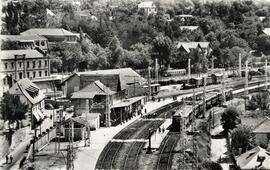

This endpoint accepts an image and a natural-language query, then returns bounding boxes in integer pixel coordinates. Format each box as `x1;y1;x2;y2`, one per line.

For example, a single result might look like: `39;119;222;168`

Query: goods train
171;89;233;132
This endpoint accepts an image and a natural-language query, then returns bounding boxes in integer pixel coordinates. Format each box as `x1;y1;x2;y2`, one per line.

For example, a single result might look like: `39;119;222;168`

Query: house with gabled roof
9;78;46;128
177;42;210;55
236;146;270;169
62;68;147;98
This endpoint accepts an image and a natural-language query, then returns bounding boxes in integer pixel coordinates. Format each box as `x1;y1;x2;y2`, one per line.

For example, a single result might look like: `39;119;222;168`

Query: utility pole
148;65;151;99
203;76;206;118
155;58;158;84
245;59;249;112
211;55;214;74
105;81;111;128
265;60;268;90
239;53;242;77
66;119;74;170
222;69;226;103
188;57;191;83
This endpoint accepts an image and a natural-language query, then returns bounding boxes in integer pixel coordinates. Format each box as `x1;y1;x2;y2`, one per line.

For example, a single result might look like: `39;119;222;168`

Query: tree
1;40;21;50
199;161;223;170
108;36;124;68
152;34;172;67
5;2;20;35
247;92;269;112
1;92;28;127
221;107;240;134
231;125;254;154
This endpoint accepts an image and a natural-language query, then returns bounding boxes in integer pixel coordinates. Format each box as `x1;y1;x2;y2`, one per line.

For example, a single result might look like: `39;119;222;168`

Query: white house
138;1;157;15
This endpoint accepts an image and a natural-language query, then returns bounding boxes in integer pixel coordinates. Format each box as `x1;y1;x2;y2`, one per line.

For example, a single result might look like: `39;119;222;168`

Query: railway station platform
73;98;177;170
144;118;172;150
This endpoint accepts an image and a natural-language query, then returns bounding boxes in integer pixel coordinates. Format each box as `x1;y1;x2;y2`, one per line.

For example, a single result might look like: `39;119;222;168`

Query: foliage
1;40;21;50
230;125;254;154
199;161;223;170
221;107;240;134
1;92;28;122
151;34;172;67
247;92;270;111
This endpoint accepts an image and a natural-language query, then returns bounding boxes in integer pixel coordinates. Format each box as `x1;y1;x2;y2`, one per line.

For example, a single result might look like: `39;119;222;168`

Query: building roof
0;34;47;42
111;96;145;108
177;14;193;18
0;49;45;60
138;1;155;8
69;117;89;126
64;68;146;91
180;26;199;31
253;119;270;133
236;146;270;169
263;28;270;36
21;28;79;37
177;42;210;53
71;80;115;99
9;78;45;105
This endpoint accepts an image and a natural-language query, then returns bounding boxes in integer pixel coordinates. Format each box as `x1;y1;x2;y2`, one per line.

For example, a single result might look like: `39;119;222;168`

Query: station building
63;68;150;127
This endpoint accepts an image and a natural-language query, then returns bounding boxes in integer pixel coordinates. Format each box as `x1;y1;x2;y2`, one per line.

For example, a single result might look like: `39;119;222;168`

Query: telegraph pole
265;60;268;90
239;53;242;77
211;55;214;74
222;69;226;103
148;65;151;99
105;81;111;128
188;58;191;83
203;76;206;118
245;60;249;112
155;58;158;84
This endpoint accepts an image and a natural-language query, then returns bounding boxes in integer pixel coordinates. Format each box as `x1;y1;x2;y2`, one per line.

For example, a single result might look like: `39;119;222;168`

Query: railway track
95;102;182;170
156;133;179;170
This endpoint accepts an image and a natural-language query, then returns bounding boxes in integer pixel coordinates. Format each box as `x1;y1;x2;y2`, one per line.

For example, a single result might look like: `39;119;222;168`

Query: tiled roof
138;1;155;8
69;117;89;126
263;28;270;36
0;35;47;41
236;146;270;169
21;28;79;37
253;119;270;133
180;26;199;31
71;80;115;99
0;49;45;60
9;78;45;105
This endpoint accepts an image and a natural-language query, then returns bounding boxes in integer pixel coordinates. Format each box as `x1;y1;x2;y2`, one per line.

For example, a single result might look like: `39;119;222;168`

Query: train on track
171;89;233;132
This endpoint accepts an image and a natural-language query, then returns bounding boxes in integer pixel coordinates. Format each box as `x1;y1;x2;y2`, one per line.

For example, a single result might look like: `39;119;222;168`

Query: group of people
5;154;13;164
158;127;166;133
142;112;157;119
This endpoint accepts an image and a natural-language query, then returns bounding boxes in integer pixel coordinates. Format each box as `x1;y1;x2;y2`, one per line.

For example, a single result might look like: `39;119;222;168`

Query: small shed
81;113;100;130
64;117;89;141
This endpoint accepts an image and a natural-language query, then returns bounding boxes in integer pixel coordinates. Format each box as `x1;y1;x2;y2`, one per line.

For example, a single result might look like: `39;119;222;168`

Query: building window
19;62;22;68
39;61;42;68
27;72;30;78
33;71;36;78
11;62;14;69
35;41;40;46
45;71;48;76
45;60;47;67
27;61;29;68
5;63;7;69
41;41;45;46
19;72;23;79
39;71;42;77
33;61;36;68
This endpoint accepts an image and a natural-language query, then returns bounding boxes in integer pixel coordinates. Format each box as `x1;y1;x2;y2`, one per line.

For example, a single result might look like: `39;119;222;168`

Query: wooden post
265;60;268;90
148;65;151;99
188;58;191;83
